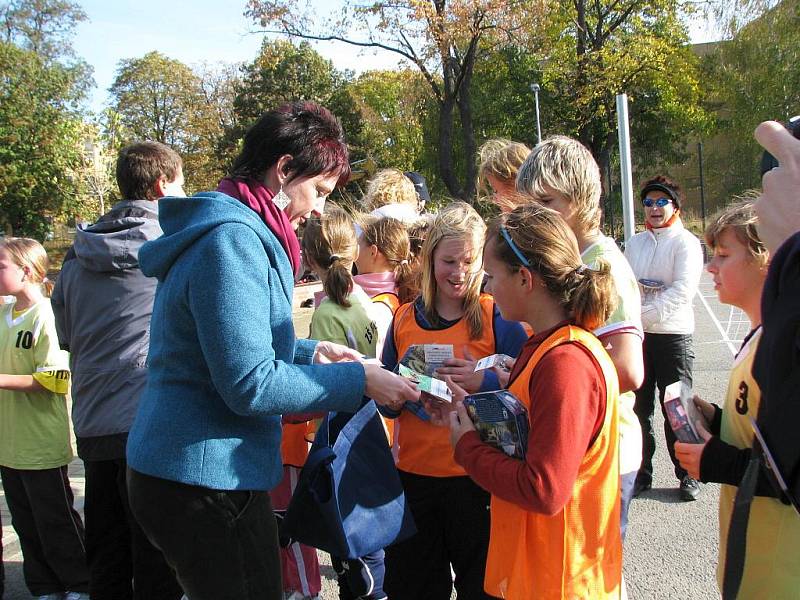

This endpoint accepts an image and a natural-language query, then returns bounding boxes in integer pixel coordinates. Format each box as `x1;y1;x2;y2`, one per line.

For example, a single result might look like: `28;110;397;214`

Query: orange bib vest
372;291;400;314
281;421;313;468
392;295;496;477
484;325;622;599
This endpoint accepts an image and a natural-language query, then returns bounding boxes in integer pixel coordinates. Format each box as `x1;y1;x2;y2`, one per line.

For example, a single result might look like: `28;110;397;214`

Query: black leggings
384;471;498;600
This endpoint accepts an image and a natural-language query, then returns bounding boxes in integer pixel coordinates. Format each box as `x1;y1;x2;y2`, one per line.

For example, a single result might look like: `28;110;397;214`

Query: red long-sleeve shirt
454;322;606;516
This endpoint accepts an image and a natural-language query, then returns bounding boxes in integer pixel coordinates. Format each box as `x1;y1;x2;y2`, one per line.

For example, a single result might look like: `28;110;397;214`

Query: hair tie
42;277;50;284
574;264;587;276
399;259;409;266
329;254;341;266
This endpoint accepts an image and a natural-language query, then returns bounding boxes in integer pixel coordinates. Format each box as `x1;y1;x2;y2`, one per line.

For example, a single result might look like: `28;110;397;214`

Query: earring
273;186;291;210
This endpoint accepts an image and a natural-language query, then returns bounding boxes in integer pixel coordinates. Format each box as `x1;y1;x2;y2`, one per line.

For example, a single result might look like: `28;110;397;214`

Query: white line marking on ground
697;292;738;357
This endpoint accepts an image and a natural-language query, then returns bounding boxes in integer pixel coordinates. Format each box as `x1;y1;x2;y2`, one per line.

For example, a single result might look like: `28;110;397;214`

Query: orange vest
392;294;496;477
372;291;401;446
484;325;622;599
281;421;313;468
372;291;400;314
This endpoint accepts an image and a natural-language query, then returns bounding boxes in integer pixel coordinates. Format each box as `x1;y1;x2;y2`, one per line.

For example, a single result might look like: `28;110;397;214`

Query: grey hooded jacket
52;200;162;456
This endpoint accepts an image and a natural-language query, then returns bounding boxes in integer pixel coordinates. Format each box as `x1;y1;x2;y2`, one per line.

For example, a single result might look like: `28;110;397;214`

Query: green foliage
1;0;87;61
701;0;800;201
109;51;226;192
0;40;84;237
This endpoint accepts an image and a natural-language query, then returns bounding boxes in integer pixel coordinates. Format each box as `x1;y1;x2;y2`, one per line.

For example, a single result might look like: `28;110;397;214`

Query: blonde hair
705;195;769;268
478;138;531;196
361;217;417;304
362;169;419;212
516;135;602;234
488;204;617;331
0;237;52;297
301;207;358;308
419;202;486;339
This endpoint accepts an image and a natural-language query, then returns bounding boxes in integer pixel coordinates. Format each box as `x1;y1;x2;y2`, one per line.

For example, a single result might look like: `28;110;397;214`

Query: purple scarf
217;177;301;277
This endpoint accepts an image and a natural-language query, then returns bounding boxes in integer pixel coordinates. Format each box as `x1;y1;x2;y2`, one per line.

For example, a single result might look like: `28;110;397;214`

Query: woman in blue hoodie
126;101;419;600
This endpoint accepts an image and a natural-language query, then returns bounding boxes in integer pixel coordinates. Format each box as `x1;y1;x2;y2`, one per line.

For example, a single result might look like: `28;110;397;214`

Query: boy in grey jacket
52;142;185;600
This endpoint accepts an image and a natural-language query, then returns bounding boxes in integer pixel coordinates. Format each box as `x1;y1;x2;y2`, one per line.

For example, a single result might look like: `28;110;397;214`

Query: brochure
662;380;705;444
463;390;529;459
474;354;512;372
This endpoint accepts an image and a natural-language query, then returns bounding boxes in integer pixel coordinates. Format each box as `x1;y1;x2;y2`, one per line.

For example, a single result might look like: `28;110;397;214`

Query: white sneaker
64;593;90;600
36;595;64;600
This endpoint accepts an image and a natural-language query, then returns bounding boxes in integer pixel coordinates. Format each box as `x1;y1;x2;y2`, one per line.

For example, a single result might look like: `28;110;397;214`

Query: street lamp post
530;83;542;144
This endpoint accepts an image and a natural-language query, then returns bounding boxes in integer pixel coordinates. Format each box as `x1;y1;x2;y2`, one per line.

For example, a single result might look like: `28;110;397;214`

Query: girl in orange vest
381;202;528;600
354;216;418;358
448;203;623;599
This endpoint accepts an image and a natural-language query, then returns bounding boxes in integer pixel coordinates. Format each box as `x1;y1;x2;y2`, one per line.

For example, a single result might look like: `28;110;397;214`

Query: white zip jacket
623;219;703;335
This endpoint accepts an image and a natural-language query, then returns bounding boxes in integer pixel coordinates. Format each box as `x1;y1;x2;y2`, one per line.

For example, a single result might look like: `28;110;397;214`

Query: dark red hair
230;101;351;187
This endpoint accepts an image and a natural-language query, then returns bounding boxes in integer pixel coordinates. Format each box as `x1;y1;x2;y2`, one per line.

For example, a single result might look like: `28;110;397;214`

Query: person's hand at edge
313;341;362;364
448;400;477;448
692;394;715;428
754;120;800;254
364;364;419;412
675;421;712;480
435;348;483;393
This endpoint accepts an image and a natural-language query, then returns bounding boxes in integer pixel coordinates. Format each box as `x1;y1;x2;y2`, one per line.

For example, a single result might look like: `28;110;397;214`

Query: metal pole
616;93;636;243
698;141;707;231
531;83;542;144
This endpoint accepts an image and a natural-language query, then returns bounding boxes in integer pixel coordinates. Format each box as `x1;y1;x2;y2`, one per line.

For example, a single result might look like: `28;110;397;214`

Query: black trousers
384;471;497;600
0;465;89;596
127;468;282;600
633;332;695;484
83;458;182;600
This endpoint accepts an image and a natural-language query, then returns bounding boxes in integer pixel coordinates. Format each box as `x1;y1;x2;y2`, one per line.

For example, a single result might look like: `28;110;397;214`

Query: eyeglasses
643;197;672;208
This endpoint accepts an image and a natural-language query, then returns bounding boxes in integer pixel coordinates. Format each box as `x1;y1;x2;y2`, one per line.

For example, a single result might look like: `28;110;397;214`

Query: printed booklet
463;390;529;459
662;380;706;444
396;344;454;420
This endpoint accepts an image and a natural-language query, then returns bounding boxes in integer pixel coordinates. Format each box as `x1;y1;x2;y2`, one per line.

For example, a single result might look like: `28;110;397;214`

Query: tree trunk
438;95;464;200
457;61;477;203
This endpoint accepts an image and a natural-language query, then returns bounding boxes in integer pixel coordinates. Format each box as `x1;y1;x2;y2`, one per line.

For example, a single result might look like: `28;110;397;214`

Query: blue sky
73;0;718;114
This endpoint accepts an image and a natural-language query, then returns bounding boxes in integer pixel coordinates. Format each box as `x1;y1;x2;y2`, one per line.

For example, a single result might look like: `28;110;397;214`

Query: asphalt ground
1;270;746;599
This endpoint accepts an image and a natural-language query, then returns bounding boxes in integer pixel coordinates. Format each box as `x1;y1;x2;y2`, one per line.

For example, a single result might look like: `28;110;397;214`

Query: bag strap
722;449;760;600
303;445;336;474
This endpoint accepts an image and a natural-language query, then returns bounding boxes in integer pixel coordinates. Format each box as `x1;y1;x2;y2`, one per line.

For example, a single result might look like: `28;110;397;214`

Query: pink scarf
217;177;301;277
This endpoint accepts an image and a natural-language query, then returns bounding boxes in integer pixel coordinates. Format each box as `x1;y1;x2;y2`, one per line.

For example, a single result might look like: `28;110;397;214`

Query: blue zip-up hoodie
126;192;366;491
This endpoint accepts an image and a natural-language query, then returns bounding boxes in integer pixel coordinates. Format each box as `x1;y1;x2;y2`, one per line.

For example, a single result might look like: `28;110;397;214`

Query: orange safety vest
281;421;313;468
484;325;622;600
392;294;496;477
372;291;400;314
372;291;401;446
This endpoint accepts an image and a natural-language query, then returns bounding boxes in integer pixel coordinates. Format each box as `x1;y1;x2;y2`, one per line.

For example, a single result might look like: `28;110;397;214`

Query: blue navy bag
280;399;416;559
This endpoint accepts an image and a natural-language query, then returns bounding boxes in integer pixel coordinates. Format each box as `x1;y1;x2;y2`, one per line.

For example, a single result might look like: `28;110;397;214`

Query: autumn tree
109;51;228;191
246;0;545;202
522;0;710;184
700;0;799;201
343;69;430;173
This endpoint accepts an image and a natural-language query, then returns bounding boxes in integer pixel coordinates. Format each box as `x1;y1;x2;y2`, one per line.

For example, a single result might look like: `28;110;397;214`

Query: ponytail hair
0;237;52;297
487;204;617;331
301;207;357;307
360;217;417;304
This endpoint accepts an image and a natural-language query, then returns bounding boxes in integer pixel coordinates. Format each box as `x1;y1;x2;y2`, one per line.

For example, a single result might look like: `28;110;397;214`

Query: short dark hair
639;174;683;208
230;101;350;187
116;142;182;201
